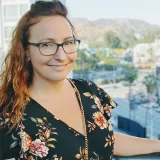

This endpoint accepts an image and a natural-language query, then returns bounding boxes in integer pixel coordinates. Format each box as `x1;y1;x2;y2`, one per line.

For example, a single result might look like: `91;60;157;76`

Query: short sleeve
86;80;118;120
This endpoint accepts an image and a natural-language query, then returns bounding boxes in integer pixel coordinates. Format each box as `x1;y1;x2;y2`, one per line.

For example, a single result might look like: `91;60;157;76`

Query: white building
0;0;30;57
132;41;160;66
132;43;150;64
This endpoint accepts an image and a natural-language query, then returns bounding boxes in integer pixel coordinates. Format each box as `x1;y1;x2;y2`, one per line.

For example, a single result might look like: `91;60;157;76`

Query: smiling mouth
47;63;69;67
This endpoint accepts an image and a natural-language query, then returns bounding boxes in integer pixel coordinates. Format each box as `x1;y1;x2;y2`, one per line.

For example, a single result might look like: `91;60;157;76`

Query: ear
26;50;31;61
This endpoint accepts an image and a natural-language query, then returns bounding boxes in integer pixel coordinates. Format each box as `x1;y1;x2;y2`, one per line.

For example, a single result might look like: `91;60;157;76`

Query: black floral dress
0;79;117;160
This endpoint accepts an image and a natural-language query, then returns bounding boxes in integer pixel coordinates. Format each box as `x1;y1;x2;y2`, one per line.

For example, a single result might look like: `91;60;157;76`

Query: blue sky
66;0;160;25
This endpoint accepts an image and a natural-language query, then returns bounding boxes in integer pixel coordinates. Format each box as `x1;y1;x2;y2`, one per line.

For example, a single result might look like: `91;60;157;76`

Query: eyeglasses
27;38;81;56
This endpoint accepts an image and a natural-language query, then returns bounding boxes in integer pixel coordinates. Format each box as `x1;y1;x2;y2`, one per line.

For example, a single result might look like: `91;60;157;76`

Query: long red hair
0;0;75;132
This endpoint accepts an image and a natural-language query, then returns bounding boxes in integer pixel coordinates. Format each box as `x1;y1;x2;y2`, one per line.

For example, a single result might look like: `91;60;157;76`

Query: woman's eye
41;43;53;47
65;41;74;45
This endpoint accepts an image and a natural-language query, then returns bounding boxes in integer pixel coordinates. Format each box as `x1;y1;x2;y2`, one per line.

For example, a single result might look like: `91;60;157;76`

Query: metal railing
113;152;160;159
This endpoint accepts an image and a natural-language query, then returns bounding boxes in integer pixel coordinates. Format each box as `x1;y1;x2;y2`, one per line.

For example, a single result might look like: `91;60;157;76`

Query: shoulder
70;78;117;119
69;78;116;103
69;78;97;91
69;78;106;97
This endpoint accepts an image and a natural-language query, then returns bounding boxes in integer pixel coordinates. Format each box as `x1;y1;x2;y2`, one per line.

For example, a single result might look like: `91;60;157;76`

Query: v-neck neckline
29;78;86;138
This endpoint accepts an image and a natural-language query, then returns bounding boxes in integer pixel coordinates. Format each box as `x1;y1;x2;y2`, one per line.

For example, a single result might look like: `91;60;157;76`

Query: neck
29;76;68;100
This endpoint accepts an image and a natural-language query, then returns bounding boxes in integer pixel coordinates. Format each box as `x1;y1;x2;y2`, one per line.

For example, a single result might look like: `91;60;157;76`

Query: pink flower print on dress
30;139;49;158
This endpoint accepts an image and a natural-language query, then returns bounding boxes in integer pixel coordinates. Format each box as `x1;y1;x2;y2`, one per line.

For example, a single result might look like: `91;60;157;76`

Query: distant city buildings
124;40;160;68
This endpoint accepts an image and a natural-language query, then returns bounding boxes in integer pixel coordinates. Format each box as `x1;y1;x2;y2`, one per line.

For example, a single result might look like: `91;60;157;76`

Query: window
4;27;14;39
20;4;28;15
4;5;18;18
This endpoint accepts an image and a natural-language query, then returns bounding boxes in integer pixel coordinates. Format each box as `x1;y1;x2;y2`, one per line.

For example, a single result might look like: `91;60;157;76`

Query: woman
0;1;160;160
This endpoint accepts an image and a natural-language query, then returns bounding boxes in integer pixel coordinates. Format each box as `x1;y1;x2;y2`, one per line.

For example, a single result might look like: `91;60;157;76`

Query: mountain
70;18;160;48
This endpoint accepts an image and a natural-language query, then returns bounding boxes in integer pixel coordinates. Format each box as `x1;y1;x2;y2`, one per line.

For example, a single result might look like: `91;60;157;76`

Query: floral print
20;130;32;153
94;97;104;114
104;104;113;118
104;92;117;108
104;135;115;147
0;78;117;160
75;147;87;159
87;121;96;133
30;139;49;157
92;112;108;129
8;116;57;159
30;117;57;149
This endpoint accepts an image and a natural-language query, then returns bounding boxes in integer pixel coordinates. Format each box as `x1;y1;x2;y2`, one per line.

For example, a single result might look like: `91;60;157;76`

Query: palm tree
143;73;157;138
144;73;157;99
123;65;138;118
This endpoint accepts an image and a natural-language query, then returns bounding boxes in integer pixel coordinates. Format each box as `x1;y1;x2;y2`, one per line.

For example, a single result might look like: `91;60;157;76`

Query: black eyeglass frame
26;38;81;56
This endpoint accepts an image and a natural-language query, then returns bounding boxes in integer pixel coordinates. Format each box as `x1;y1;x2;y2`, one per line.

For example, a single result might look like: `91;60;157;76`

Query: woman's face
27;15;77;82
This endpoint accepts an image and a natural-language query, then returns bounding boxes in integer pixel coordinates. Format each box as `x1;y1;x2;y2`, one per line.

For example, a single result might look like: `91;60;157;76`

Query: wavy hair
0;0;75;132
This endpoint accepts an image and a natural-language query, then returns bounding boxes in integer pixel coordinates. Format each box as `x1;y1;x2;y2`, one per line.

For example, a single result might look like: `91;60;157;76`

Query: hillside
71;18;160;48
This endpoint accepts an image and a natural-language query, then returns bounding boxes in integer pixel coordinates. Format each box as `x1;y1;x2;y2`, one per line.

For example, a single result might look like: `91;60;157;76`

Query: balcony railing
113;152;160;159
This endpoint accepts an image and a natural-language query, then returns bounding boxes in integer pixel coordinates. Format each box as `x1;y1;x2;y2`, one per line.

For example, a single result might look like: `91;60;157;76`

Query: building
124;40;160;69
0;0;30;58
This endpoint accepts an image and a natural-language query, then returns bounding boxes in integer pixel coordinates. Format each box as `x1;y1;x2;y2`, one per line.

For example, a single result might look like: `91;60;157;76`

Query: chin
46;75;68;82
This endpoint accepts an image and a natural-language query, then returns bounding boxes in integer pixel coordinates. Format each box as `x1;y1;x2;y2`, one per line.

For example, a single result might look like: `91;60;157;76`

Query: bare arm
113;132;160;156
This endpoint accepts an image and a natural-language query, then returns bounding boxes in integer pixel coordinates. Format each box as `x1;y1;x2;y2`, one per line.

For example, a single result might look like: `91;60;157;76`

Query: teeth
49;65;64;67
47;64;67;67
55;65;64;67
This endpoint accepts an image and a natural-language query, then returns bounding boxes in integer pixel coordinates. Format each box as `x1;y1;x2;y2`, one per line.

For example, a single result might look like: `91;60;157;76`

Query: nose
54;46;66;61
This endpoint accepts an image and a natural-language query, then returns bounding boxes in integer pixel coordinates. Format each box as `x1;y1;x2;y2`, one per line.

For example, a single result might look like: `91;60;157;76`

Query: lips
46;63;70;71
47;63;68;66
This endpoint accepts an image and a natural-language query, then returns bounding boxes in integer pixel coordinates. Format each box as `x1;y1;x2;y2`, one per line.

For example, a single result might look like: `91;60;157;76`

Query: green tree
123;65;138;118
122;41;130;49
144;73;157;99
104;31;116;48
104;31;122;54
74;49;100;73
95;50;106;61
143;73;157;134
111;36;122;48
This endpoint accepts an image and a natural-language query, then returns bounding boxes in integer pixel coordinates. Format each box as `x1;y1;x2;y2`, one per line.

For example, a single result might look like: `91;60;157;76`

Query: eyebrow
39;36;74;42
